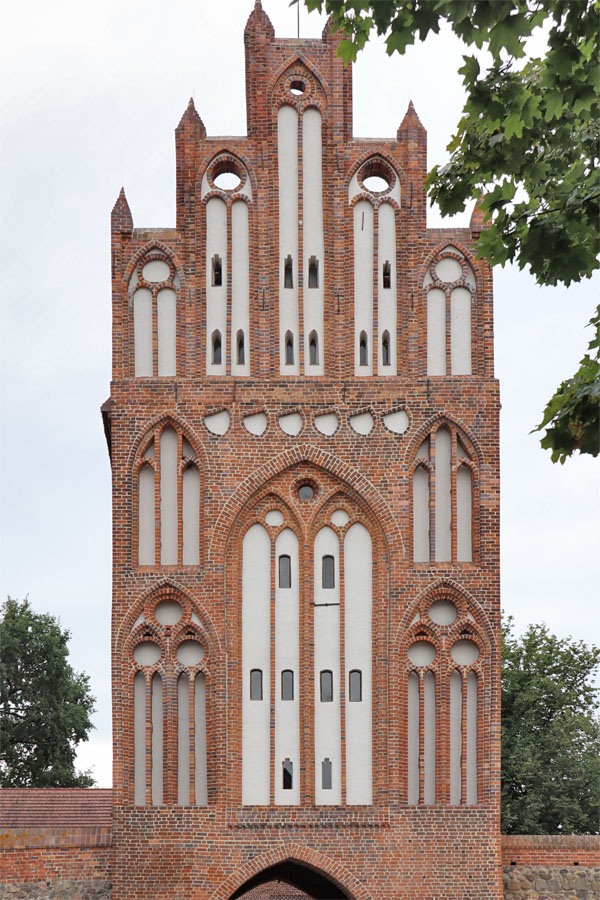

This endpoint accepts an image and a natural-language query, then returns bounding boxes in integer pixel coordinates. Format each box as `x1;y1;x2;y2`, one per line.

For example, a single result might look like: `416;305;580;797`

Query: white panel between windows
159;428;178;565
231;200;250;375
353;201;374;375
427;288;446;375
278;106;299;374
157;288;176;376
274;529;300;805
133;288;152;377
302;108;324;375
434;428;452;562
451;287;472;375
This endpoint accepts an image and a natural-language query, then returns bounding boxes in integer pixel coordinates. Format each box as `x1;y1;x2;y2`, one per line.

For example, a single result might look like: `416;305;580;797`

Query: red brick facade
1;4;596;900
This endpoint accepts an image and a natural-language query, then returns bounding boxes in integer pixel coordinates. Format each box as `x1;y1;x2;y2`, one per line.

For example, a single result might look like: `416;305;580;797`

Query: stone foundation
503;866;600;900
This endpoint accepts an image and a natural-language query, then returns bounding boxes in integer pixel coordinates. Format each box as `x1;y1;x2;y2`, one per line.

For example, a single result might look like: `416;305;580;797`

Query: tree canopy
501;616;600;833
0;597;95;787
303;0;600;460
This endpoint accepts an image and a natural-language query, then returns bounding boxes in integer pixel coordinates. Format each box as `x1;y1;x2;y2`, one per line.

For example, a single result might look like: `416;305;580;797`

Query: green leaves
502;615;600;833
0;597;95;787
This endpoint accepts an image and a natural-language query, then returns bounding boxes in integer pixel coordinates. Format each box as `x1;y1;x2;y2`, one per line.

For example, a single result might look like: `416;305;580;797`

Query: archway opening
230;861;350;899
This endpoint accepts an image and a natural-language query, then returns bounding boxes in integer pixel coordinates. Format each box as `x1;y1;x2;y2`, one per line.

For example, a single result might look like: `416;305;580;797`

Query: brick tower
106;3;501;897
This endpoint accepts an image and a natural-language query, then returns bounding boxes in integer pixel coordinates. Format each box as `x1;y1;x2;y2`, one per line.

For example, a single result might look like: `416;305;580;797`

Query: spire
244;0;274;37
111;187;133;234
397;100;426;140
176;96;206;139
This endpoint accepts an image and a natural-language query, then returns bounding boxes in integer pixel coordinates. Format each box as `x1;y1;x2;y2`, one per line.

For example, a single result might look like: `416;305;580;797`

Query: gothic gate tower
105;3;501;897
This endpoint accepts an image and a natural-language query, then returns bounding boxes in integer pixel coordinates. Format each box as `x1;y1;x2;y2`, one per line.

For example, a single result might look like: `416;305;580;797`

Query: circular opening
451;640;480;666
142;260;170;283
214;171;242;191
154;601;183;627
407;641;436;667
265;509;284;527
427;601;457;626
298;483;314;501
435;257;462;283
177;641;205;667
363;174;389;193
330;509;350;527
133;641;161;666
289;80;306;96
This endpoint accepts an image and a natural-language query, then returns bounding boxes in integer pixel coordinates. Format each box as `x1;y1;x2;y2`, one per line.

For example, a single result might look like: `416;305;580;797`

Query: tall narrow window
309;331;319;366
285;331;294;365
284;255;294;288
359;331;368;366
349;669;362;702
250;668;263;701
322;555;335;589
211;254;222;287
322;758;332;790
237;330;245;365
282;758;293;790
382;331;390;366
281;669;294;701
278;554;291;589
382;260;391;289
133;257;178;378
320;670;333;702
308;255;319;288
212;330;222;365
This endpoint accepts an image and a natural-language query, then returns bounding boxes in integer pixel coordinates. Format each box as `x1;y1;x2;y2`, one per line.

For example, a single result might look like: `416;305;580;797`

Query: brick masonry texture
1;4;598;899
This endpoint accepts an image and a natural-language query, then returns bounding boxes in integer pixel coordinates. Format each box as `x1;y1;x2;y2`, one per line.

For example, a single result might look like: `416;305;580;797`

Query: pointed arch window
309;331;319;366
382;260;391;289
382;331;391;366
236;330;245;365
359;331;368;366
211;254;222;287
412;424;475;563
212;330;222;365
132;255;177;377
308;255;319;288
285;331;294;365
137;425;201;567
284;255;294;289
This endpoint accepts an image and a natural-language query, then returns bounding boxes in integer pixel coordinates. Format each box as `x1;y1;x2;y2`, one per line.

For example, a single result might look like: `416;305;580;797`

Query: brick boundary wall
502;835;600;867
502;836;599;900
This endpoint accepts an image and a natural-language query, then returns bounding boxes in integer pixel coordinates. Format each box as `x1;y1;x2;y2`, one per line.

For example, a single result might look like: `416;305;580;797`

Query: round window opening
363;174;389;193
298;483;315;501
214;171;242;191
289;80;306;96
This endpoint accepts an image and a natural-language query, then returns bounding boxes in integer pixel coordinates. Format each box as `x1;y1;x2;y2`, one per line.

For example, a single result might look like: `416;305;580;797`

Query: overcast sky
1;0;598;789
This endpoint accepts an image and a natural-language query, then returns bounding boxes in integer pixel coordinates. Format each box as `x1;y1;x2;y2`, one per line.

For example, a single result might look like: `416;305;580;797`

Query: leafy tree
502;615;600;833
303;0;600;460
0;597;95;787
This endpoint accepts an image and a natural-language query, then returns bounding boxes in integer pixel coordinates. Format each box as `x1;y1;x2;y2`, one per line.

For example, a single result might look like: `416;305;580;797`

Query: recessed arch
207;843;373;900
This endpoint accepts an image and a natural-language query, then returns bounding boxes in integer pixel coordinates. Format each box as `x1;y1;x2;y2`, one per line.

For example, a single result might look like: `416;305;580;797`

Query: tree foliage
0;597;95;787
501;615;600;833
303;0;600;460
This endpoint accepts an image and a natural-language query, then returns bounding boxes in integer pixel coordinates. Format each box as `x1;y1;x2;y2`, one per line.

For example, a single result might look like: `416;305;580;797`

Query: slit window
282;758;293;790
322;555;335;589
281;669;294;701
212;331;222;365
250;668;263;701
308;255;319;288
284;255;294;289
359;331;368;366
320;669;333;702
285;331;294;366
383;260;391;289
382;331;390;366
236;330;245;365
309;331;319;366
322;758;332;790
211;254;222;287
278;554;291;589
349;669;362;702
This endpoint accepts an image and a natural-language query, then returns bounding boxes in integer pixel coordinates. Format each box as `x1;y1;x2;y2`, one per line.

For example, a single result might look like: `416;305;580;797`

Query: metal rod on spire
297;1;300;38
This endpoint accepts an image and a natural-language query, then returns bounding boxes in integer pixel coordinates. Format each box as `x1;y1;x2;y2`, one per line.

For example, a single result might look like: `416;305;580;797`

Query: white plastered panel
242;524;271;804
138;465;155;566
278;105;299;374
377;202;397;374
456;465;473;562
412;467;430;562
274;529;300;805
134;288;152;377
466;671;478;805
427;288;446;375
231;201;250;375
344;523;373;805
434;428;452;562
450;670;462;805
182;466;200;565
314;527;341;804
178;674;190;805
195;673;208;805
151;673;163;805
423;671;436;804
353;201;373;375
159;428;178;565
302;108;324;375
451;287;472;374
134;672;146;805
407;672;419;805
206;197;227;374
157;289;176;376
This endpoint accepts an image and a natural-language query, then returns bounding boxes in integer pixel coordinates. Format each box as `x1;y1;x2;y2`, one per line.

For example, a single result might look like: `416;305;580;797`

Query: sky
1;0;598;789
